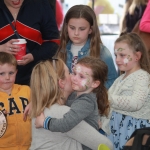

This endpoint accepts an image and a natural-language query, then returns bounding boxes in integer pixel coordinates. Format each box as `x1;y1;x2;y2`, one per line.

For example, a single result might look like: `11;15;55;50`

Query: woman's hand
35;112;45;128
17;53;34;65
0;39;20;54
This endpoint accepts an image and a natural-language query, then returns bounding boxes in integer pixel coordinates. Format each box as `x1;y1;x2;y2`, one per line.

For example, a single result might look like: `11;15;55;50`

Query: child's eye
0;72;4;76
9;72;14;75
80;28;85;31
80;75;84;79
70;26;75;30
120;54;125;57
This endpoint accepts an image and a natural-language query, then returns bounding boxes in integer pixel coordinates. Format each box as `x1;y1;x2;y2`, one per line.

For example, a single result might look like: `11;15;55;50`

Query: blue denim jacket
66;39;118;89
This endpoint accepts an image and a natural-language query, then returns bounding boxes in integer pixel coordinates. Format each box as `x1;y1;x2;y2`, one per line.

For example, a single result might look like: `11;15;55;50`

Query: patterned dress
106;69;150;150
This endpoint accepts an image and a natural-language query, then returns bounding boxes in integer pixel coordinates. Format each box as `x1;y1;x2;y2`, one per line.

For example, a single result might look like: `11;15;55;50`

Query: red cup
13;39;27;61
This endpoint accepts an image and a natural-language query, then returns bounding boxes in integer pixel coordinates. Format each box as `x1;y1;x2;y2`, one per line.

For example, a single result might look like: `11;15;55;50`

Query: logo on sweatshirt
0;111;7;138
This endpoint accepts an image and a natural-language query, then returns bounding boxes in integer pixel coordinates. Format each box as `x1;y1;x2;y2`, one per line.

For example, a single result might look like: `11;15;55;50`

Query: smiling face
4;0;24;9
71;64;98;96
67;18;92;46
114;41;141;75
0;64;17;94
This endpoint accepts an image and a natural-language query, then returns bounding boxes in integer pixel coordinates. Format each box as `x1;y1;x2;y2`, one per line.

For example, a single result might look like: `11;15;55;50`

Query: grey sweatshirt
30;104;113;150
48;92;100;150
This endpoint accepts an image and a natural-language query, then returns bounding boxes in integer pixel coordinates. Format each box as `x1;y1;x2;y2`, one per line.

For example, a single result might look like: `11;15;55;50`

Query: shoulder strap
2;9;30;53
3;10;20;38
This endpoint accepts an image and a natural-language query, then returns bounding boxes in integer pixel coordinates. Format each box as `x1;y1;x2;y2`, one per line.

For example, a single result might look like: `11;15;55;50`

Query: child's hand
3;110;8;116
98;120;102;128
23;102;31;122
35;112;45;128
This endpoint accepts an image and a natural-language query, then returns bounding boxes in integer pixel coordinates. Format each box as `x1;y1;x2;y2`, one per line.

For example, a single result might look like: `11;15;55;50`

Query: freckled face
114;42;139;73
71;64;94;96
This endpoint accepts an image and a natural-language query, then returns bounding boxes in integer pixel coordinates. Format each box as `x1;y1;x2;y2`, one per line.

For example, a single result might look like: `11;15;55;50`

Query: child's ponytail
94;84;110;117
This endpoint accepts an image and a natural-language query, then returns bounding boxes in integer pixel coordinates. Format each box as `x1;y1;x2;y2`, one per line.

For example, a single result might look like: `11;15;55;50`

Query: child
57;4;118;89
0;52;31;150
29;58;113;150
104;32;150;150
35;56;110;150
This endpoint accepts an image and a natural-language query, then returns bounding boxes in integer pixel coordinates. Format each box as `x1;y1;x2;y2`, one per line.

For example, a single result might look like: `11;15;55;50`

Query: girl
35;56;110;150
104;32;150;150
30;58;113;150
57;5;117;89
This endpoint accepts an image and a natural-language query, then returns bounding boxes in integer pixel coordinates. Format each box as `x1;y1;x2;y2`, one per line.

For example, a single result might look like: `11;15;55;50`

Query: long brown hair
58;5;102;62
115;32;150;74
30;59;66;118
77;56;109;116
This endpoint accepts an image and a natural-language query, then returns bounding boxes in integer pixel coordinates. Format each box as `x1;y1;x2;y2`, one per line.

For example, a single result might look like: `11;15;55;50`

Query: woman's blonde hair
58;5;102;62
30;59;65;118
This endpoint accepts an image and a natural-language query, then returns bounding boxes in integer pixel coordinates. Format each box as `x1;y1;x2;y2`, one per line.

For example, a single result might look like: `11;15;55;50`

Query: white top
30;104;113;150
71;44;83;57
102;69;150;134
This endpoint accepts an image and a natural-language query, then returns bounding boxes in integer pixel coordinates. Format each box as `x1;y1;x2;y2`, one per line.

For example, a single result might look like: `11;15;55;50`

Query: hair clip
52;57;58;71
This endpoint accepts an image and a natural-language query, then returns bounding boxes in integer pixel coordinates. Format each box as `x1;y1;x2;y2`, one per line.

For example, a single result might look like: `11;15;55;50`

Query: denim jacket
66;39;118;89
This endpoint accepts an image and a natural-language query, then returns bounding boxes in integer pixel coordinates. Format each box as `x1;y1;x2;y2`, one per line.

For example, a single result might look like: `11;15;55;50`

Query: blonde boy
0;52;31;150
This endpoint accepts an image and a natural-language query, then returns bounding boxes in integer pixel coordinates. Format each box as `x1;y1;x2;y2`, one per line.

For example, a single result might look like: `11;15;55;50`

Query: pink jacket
140;0;150;32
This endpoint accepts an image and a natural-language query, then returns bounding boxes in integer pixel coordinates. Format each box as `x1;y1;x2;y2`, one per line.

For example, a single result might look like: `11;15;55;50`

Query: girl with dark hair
57;4;117;89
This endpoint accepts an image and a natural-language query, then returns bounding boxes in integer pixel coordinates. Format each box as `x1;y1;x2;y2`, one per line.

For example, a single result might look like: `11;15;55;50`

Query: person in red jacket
0;0;60;85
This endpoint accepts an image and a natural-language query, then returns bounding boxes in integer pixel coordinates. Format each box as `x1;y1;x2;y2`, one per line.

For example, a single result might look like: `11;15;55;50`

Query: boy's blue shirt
66;39;118;89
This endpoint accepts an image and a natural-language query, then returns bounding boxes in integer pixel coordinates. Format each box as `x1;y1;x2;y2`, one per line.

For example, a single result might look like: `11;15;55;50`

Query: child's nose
5;74;10;80
115;56;120;62
74;29;79;35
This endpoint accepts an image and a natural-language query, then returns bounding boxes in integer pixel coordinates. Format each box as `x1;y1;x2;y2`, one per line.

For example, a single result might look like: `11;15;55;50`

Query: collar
66;38;91;53
0;84;21;96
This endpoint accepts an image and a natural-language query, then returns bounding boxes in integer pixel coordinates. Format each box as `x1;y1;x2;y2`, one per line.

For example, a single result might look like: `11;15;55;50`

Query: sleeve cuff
43;116;51;130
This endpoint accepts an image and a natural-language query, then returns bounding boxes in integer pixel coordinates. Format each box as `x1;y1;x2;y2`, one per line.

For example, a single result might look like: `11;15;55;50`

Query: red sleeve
140;0;150;32
56;0;64;30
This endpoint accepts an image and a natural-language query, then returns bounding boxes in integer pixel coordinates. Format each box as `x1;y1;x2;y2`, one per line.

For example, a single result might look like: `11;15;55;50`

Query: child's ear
91;80;100;88
15;69;18;74
58;79;65;89
135;51;142;61
89;26;93;34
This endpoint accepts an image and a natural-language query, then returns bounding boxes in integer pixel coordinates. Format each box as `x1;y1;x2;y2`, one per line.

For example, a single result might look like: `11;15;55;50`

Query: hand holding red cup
13;39;27;61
